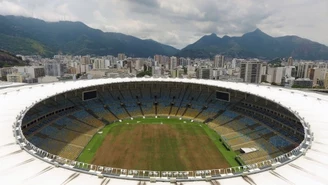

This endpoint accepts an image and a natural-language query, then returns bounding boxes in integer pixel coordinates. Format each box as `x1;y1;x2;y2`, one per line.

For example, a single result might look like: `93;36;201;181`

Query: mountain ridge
1;15;328;60
0;15;179;57
178;28;328;60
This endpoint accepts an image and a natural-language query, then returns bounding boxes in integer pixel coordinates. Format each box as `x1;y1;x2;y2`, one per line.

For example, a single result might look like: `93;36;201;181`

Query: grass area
202;125;240;167
77;117;239;170
76;124;113;163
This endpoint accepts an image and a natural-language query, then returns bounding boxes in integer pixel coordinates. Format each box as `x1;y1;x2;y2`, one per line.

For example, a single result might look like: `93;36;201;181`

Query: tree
137;66;152;77
137;70;152;77
76;73;82;79
1;76;7;81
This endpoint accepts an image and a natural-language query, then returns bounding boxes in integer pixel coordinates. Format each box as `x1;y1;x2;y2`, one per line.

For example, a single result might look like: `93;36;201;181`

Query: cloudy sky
0;0;327;49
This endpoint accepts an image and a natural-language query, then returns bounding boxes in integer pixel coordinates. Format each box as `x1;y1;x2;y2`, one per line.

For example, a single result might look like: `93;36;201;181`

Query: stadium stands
21;82;303;164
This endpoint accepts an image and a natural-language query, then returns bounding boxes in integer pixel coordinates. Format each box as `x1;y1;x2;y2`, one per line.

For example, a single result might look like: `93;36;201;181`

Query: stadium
0;78;327;185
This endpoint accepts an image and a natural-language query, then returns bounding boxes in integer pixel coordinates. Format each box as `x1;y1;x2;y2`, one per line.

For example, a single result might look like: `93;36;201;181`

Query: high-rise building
154;55;161;63
196;67;213;79
92;58;110;69
284;66;295;78
81;56;91;65
135;60;143;70
179;57;188;67
231;58;237;69
214;55;225;68
170;56;178;70
273;67;284;84
118;53;126;61
312;68;326;87
187;65;196;77
287;57;294;66
240;61;262;83
267;66;296;85
296;62;314;78
44;62;66;76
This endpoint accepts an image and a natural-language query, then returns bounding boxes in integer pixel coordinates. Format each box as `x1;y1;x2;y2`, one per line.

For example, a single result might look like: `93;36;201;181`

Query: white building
152;66;163;77
6;73;25;83
296;62;314;78
312;67;326;87
170;56;178;70
240;61;262;83
267;66;295;85
231;58;237;69
187;65;196;78
14;66;45;79
38;76;59;83
135;60;143;70
92;58;110;70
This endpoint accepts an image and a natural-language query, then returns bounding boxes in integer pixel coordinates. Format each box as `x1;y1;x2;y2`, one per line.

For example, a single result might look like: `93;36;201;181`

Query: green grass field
76;117;239;171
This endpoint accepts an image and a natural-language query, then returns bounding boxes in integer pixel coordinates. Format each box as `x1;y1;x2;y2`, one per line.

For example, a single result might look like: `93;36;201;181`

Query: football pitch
76;117;238;171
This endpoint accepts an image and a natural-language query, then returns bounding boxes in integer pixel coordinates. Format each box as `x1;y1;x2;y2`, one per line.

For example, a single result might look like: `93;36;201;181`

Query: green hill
0;50;28;68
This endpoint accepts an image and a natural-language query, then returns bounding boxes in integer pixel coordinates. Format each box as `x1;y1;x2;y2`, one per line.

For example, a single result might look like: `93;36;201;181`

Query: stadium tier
6;78;317;184
21;81;304;166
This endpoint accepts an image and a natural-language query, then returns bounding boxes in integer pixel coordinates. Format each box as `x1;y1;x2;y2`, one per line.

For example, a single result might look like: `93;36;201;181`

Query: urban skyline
1;52;328;90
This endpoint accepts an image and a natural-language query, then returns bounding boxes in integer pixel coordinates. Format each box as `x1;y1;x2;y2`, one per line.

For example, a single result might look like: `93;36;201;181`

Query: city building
231;58;237;69
324;72;328;89
38;76;59;83
44;62;66;76
170;56;178;70
240;61;262;83
152;66;163;77
118;53;126;61
81;56;91;65
14;66;45;79
287;57;294;66
6;73;25;83
0;67;17;80
312;68;326;87
296;62;314;78
214;55;225;68
135;60;143;70
187;65;196;78
196;67;212;79
293;78;313;88
92;58;110;70
179;57;188;67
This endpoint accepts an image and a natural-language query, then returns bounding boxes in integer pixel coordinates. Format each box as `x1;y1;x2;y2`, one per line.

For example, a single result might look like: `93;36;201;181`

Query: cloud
0;0;327;49
0;1;30;16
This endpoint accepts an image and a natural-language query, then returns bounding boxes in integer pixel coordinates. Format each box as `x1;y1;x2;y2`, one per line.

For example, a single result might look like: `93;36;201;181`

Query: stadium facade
0;78;327;185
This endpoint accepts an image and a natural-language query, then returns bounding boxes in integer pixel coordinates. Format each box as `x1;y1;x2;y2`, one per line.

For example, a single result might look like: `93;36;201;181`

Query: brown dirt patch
91;124;229;171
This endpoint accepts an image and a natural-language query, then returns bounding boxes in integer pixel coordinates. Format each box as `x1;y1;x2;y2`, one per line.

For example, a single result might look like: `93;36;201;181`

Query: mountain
178;29;328;60
0;50;28;68
0;15;179;57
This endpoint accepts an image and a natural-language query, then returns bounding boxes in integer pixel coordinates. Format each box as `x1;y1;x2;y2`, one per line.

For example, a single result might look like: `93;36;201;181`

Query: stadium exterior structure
0;78;327;185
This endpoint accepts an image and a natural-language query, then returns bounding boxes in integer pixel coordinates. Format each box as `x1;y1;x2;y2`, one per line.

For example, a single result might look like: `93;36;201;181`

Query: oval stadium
1;78;327;185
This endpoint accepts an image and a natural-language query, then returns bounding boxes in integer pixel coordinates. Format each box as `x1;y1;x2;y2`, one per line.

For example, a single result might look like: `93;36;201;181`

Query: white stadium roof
0;78;327;185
